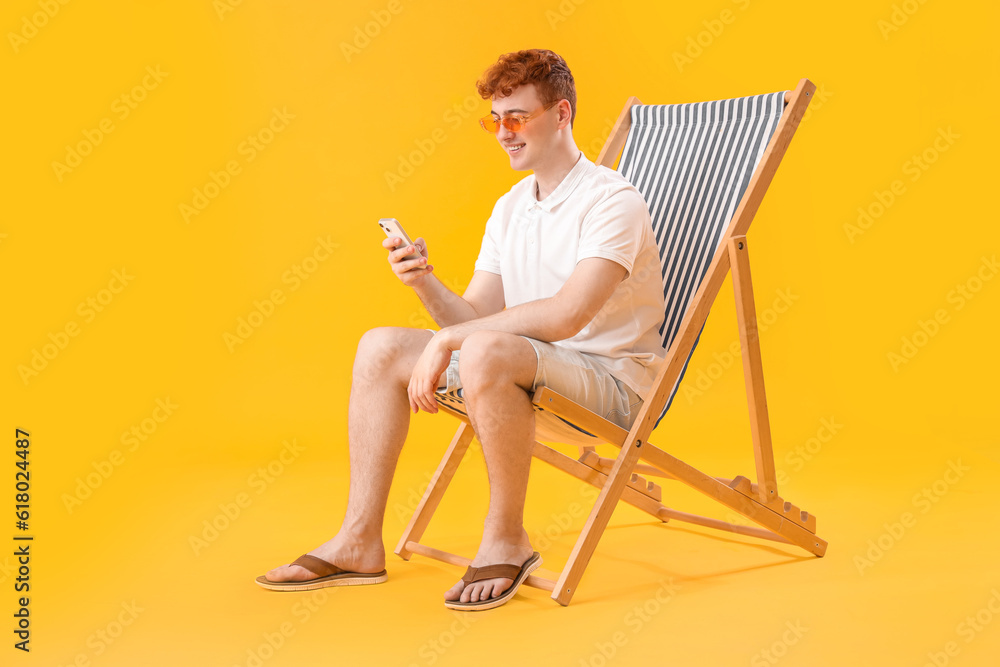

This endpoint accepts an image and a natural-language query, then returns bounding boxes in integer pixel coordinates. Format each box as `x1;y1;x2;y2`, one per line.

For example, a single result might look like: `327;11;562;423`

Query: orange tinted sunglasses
479;101;559;134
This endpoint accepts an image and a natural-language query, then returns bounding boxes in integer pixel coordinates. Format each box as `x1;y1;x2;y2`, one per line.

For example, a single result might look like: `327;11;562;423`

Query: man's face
489;83;559;172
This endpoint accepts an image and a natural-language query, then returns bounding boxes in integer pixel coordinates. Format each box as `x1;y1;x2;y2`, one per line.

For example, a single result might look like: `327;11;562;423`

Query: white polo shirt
474;152;667;399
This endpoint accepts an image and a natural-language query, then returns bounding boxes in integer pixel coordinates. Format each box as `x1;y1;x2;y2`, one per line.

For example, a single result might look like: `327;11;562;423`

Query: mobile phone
378;218;422;261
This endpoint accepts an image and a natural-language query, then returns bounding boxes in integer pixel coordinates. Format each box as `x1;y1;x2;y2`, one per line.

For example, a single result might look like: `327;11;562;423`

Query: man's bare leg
442;331;539;603
264;326;440;581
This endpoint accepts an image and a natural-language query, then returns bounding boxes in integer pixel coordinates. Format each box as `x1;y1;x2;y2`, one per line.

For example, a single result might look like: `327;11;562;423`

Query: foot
443;529;534;603
264;532;385;582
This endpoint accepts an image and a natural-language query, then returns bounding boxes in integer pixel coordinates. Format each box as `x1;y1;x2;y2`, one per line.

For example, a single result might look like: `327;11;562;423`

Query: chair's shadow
518;518;818;607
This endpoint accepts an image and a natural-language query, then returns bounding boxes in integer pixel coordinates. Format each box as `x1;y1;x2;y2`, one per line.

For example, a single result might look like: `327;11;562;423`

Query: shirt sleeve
474;197;504;275
576;186;651;279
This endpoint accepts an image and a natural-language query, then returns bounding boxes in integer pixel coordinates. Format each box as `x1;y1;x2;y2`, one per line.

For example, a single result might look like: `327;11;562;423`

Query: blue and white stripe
618;91;787;424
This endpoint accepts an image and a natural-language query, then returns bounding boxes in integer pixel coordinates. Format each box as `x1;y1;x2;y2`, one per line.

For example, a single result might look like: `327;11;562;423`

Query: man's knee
354;327;426;383
459;331;532;392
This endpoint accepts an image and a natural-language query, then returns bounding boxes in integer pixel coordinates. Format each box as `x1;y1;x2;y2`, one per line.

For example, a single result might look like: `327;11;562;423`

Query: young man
257;49;666;610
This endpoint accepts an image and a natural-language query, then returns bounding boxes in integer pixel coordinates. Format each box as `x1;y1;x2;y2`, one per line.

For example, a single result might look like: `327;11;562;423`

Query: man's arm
439;257;625;348
384;236;506;328
413;270;506;328
407;257;627;413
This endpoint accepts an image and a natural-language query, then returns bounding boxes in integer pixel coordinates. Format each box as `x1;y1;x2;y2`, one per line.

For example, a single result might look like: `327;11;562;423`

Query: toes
468;583;487;603
461;583;479;603
443;580;464;601
466;578;514;602
446;577;516;603
491;579;511;599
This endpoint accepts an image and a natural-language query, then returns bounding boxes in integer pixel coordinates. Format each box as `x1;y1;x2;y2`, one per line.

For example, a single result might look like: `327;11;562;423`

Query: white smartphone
378;218;422;261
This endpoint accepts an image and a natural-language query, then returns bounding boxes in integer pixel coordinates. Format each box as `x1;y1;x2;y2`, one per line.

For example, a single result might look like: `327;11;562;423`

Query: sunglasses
479;101;559;134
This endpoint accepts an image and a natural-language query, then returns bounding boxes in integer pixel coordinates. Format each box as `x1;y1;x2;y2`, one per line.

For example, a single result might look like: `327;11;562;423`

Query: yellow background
3;0;998;665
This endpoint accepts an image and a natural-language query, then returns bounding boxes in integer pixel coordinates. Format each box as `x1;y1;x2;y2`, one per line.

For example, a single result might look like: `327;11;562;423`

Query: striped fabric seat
622;91;787;426
436;90;788;441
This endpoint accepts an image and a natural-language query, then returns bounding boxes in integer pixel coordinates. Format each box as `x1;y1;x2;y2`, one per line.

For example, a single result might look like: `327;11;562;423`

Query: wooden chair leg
394;422;475;560
551;434;646;605
729;235;778;504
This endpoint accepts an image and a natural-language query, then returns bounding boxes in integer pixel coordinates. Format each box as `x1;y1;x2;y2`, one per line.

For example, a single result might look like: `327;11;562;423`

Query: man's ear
557;99;573;129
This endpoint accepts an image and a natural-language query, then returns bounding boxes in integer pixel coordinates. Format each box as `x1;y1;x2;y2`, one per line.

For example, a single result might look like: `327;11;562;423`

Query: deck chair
396;78;827;606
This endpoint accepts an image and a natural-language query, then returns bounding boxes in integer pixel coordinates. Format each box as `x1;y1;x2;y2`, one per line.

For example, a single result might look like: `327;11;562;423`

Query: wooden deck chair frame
395;78;827;607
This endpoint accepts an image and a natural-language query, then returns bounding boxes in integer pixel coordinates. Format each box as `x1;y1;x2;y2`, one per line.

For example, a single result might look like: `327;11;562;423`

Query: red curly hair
476;49;577;127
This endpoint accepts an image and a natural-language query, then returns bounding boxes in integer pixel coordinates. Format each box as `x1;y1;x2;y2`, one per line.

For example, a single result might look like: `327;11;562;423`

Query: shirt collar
529;151;591;213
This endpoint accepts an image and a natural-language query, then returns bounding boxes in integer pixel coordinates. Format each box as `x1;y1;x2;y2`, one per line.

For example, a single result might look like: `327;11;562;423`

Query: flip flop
254;554;388;591
444;552;542;611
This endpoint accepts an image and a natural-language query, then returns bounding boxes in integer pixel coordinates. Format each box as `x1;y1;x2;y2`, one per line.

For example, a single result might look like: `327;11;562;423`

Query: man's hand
384;235;433;287
407;334;453;414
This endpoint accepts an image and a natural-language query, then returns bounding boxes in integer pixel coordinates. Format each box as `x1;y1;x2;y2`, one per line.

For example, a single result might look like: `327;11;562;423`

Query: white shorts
431;333;643;444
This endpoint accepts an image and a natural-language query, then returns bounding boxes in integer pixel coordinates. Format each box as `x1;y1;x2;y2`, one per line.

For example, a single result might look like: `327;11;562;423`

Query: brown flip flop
254;554;387;591
444;552;542;611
